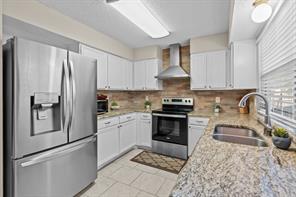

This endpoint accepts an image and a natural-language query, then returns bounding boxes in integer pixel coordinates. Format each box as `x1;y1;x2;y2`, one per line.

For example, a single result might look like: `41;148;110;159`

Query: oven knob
188;100;191;103
185;100;187;103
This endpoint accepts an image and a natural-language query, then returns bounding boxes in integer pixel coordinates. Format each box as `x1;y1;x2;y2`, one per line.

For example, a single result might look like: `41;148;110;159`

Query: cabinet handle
104;121;111;125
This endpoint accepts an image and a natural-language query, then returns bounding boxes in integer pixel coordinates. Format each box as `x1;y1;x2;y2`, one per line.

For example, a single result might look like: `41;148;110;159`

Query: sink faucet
238;92;272;136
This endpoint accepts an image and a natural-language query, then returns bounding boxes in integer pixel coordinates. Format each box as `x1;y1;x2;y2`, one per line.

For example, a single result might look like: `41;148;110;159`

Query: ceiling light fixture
251;0;272;23
106;0;170;38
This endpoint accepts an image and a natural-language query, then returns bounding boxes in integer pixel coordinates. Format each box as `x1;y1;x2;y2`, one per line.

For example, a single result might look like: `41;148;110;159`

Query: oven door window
152;115;187;145
158;118;180;136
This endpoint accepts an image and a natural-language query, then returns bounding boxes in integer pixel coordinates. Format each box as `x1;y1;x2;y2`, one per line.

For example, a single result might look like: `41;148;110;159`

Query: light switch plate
215;97;221;103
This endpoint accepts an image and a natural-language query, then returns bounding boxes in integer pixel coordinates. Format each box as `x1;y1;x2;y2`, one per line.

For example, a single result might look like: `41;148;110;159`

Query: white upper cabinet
190;53;207;89
108;54;126;90
231;40;258;89
80;45;108;89
145;59;161;90
134;59;162;90
80;44;162;91
207;51;227;89
125;60;134;90
191;50;227;90
134;60;146;90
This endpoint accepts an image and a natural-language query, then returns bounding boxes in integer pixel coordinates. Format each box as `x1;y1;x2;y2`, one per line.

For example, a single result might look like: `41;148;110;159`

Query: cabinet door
138;120;152;147
233;40;258;89
119;120;136;153
134;61;146;90
188;125;205;156
97;125;119;168
125;59;134;90
108;54;125;90
145;59;159;90
206;51;226;89
190;54;207;89
80;45;108;89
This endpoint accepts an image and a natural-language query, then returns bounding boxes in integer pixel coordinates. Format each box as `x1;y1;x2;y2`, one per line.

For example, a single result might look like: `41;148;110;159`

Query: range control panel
162;98;194;106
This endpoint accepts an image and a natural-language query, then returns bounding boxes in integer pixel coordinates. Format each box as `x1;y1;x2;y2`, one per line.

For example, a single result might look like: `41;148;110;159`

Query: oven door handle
152;113;187;118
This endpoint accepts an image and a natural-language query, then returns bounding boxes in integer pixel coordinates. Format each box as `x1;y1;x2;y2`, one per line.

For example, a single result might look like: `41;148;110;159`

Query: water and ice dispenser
31;92;61;135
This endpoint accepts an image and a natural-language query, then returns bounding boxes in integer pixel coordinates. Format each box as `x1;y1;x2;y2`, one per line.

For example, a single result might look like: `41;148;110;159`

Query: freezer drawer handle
20;137;96;167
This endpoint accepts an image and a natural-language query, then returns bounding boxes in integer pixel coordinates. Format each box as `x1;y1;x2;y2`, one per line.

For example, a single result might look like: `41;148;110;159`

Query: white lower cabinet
188;117;209;156
119;120;136;153
188;125;205;156
136;113;152;147
97;113;151;169
97;124;120;168
137;119;152;147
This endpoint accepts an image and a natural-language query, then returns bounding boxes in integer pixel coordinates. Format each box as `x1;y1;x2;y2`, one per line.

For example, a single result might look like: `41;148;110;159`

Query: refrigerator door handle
68;60;76;130
20;137;96;167
62;60;71;132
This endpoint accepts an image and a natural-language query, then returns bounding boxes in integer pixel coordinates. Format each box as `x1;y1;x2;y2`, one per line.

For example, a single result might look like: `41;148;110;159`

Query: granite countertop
171;112;296;197
97;108;154;119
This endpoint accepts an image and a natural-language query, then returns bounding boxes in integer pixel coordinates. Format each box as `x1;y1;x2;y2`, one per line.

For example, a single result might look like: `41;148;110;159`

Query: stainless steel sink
213;125;268;147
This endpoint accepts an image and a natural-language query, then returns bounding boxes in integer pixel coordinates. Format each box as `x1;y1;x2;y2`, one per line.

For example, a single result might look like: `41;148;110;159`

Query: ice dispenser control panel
31;92;61;135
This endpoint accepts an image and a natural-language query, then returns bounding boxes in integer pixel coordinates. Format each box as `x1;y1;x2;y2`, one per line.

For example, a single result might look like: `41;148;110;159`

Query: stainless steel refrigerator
3;37;97;197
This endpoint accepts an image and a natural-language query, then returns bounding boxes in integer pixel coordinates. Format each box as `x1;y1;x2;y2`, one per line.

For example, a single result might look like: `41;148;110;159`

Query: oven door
152;113;188;145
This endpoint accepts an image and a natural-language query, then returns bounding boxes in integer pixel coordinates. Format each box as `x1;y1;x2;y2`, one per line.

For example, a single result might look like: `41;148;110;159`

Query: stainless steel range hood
155;44;190;79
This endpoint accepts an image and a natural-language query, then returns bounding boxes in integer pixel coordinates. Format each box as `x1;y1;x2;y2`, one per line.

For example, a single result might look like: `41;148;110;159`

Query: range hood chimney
155;44;190;79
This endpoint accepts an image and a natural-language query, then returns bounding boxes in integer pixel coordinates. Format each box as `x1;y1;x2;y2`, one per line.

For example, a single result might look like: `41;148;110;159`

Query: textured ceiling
39;0;230;48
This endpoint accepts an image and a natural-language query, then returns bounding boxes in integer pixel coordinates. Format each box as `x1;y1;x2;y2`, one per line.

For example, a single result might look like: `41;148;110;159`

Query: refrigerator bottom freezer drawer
13;136;97;197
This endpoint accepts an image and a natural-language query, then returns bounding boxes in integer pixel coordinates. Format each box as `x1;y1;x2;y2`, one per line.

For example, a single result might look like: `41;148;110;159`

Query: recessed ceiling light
251;0;272;23
107;0;170;39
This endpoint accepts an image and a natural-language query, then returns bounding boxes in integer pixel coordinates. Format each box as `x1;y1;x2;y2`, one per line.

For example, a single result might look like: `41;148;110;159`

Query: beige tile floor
79;149;178;197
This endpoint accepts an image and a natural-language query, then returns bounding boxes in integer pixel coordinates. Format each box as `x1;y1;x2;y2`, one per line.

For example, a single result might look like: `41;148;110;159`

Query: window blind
258;0;296;130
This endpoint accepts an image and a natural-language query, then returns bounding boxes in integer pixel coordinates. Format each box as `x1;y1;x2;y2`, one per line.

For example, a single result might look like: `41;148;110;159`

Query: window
257;0;296;130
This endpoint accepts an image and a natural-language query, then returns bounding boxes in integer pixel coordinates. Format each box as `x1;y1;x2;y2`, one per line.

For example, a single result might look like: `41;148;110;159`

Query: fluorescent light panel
109;0;169;38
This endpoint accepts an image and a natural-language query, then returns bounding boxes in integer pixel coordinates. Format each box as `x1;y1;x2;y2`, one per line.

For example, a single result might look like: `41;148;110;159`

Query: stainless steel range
152;98;194;159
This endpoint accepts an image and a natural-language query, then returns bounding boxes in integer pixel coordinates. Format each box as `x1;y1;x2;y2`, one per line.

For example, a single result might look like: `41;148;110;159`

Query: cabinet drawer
139;113;151;120
120;113;135;123
188;117;209;126
98;117;119;130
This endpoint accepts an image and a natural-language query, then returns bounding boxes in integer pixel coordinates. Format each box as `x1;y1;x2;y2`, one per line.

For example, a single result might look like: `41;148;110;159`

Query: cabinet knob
204;85;207;88
209;85;211;88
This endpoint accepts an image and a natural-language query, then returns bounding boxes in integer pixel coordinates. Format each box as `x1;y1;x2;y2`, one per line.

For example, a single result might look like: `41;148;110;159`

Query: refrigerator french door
4;37;97;197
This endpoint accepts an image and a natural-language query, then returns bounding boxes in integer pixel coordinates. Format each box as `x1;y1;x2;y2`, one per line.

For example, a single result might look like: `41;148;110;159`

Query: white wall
0;0;3;195
133;46;162;61
190;33;228;54
3;0;134;60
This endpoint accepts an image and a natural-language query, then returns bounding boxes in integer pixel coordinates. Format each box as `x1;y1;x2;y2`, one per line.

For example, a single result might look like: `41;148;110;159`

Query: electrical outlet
215;97;221;104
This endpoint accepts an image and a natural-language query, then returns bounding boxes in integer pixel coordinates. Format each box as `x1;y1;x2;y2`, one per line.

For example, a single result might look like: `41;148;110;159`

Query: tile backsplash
99;46;255;113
